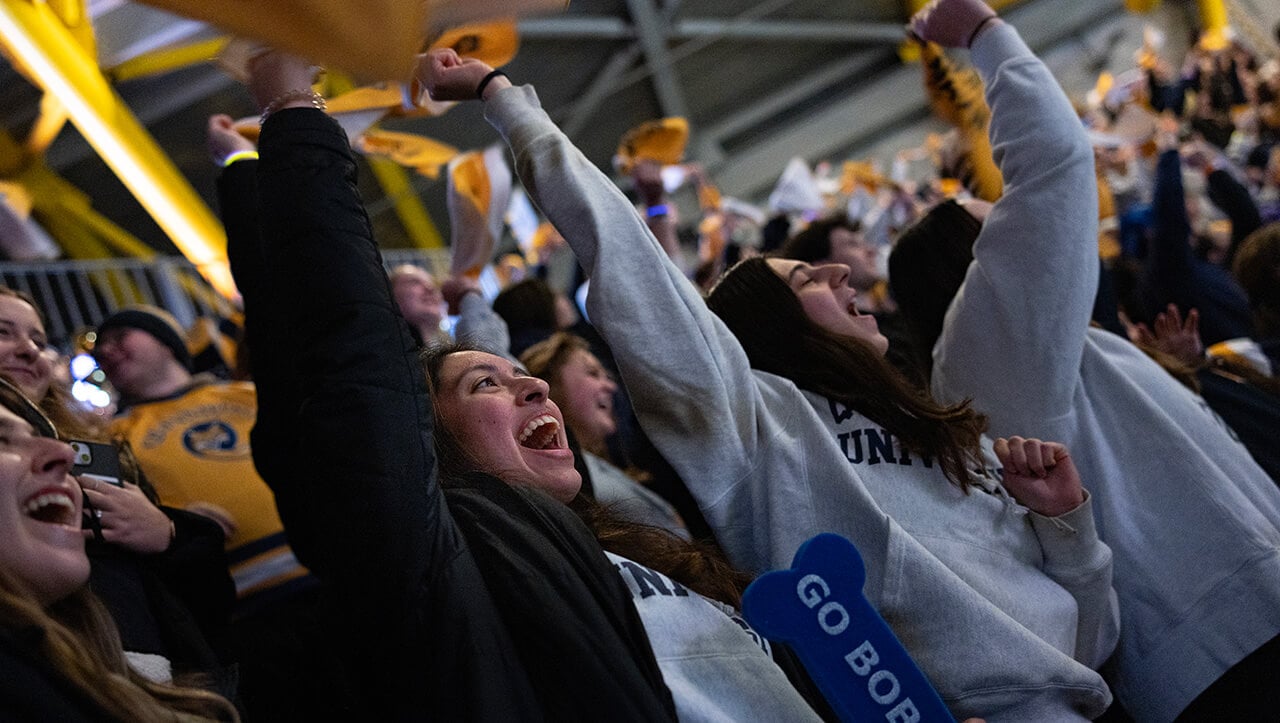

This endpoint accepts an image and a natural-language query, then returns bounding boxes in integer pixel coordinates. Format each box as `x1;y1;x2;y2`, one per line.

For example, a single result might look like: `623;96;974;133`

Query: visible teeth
24;493;74;521
518;415;558;447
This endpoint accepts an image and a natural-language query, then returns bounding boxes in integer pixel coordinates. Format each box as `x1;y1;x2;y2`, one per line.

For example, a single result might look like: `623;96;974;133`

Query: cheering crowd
1;0;1280;720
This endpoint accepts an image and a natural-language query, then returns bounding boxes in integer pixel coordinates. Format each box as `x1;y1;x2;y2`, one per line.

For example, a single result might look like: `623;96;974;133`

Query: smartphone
70;440;124;488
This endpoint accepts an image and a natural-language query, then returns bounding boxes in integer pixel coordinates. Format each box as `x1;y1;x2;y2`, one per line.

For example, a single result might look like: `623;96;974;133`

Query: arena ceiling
0;0;1261;254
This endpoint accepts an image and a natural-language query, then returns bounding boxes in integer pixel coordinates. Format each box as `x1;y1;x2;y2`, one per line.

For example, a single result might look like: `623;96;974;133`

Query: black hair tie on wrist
966;16;997;48
476;69;508;100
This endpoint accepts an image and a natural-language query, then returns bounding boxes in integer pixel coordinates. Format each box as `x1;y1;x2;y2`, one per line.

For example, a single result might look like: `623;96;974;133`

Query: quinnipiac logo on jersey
182;421;247;459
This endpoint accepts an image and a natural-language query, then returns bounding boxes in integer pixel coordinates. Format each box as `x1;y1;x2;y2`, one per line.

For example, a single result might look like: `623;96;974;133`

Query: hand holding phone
70;440;124;488
74;441;174;554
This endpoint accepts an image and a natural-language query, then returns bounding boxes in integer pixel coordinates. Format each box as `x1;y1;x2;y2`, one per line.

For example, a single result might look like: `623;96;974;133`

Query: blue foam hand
742;533;954;723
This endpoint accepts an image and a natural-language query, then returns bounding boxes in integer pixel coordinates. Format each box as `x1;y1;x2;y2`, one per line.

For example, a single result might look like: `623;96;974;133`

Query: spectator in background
1127;302;1280;483
780;214;885;313
0;287;236;701
0;377;237;721
490;277;568;358
92;302;352;720
521;332;688;537
1219;222;1280;376
1129;117;1254;346
389;263;448;347
778;213;922;383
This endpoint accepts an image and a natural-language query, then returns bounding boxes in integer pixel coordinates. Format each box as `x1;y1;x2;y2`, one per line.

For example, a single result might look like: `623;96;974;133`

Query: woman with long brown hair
230;48;834;722
0;286;236;701
519;332;688;536
0;378;236;721
421;0;1120;719
887;26;1280;723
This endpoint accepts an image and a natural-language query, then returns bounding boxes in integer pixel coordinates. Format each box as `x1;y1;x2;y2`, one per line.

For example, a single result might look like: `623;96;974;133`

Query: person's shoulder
125;376;255;413
184;377;256;400
753;368;809;403
0;631;106;722
108;409;137;431
211;379;257;396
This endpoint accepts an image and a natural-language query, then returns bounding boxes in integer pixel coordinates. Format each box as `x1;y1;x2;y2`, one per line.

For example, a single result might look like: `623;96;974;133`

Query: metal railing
0;249;450;349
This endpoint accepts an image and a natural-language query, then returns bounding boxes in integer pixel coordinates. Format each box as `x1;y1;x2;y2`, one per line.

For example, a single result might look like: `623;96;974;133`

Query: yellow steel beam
0;0;236;299
1198;0;1228;31
1;127;148;302
25;92;68;155
67;201;158;259
1;126;155;260
106;36;230;83
366;156;446;249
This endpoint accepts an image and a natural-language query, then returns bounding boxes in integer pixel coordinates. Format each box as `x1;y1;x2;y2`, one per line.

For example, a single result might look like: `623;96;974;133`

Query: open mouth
518;414;562;450
23;490;77;526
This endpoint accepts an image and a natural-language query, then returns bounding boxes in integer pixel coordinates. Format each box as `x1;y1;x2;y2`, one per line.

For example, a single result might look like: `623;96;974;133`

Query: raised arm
1203;162;1262;267
419;51;783;533
993;436;1118;667
233;52;453;613
1143;130;1198;318
921;9;1099;426
1140;130;1253;345
445;274;514;360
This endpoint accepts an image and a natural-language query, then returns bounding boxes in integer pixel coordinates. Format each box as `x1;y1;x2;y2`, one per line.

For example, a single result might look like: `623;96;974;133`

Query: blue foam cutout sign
742;533;954;723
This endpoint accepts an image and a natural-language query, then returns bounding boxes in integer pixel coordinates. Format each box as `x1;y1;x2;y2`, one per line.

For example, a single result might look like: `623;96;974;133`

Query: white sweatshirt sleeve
929;24;1099;425
483;83;1114;722
453;290;514;362
484;86;778;528
927;22;1116;669
1029;497;1120;668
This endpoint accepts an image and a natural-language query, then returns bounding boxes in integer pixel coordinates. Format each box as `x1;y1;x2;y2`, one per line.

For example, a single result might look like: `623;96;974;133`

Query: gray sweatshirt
928;23;1280;723
584;451;689;538
606;552;821;722
484;27;1114;720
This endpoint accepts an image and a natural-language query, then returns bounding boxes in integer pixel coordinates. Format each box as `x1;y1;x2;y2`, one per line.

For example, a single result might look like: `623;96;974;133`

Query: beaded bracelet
260;89;326;125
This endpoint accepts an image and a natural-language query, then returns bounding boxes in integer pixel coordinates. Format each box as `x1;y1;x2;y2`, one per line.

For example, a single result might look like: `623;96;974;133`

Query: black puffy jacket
228;108;676;722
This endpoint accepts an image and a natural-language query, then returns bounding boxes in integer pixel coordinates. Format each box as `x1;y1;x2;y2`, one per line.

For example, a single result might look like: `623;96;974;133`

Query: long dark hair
886;199;982;380
0;380;235;722
0;570;236;722
422;343;751;606
1234;222;1280;340
779;213;861;263
706;255;988;490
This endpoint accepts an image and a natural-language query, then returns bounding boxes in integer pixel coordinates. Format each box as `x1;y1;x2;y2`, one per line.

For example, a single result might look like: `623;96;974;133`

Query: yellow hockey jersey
112;379;313;614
